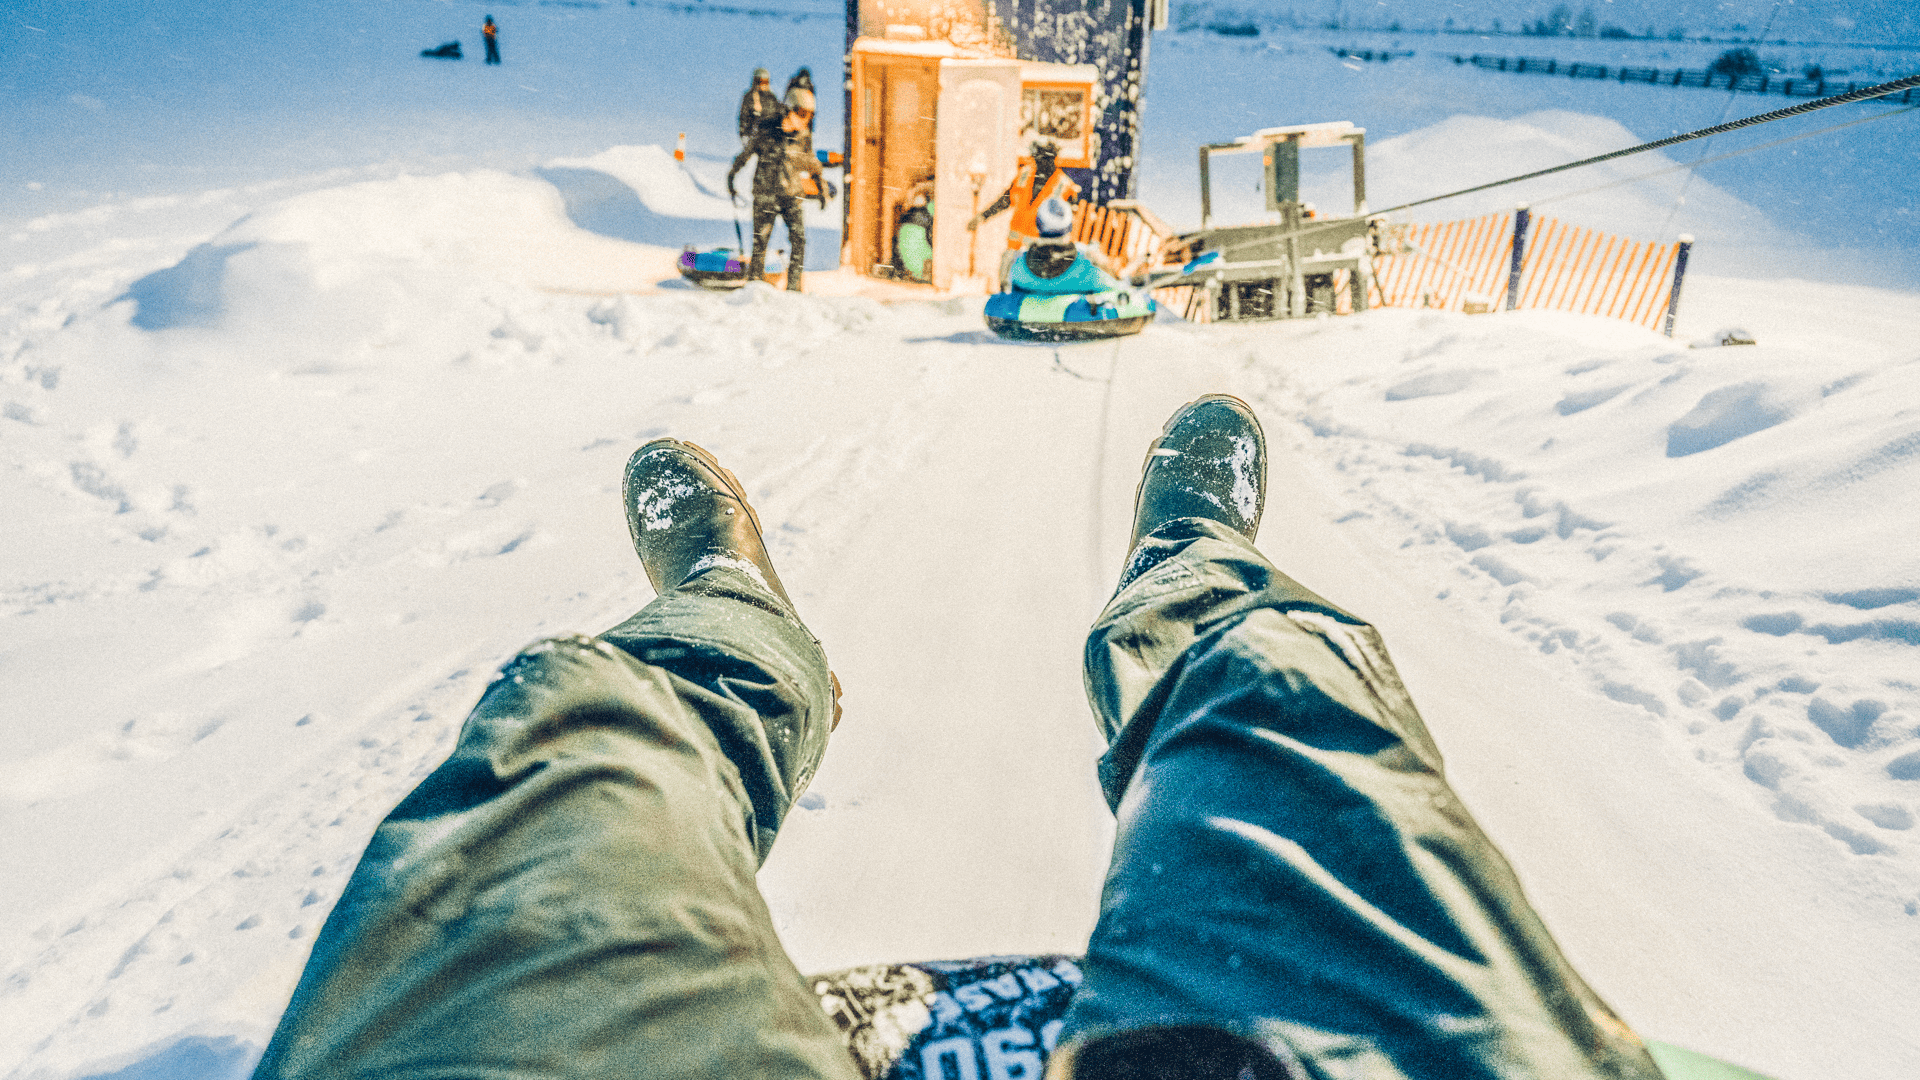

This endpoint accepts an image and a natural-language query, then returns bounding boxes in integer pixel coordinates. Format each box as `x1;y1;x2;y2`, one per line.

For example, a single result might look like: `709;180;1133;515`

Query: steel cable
1146;71;1920;280
1374;72;1920;216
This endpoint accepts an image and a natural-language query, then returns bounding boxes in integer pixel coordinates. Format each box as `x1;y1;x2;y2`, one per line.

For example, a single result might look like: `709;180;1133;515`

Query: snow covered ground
4;3;1919;1079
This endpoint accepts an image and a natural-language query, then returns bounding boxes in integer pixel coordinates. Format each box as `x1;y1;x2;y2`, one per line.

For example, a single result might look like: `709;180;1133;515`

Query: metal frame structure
1165;121;1379;322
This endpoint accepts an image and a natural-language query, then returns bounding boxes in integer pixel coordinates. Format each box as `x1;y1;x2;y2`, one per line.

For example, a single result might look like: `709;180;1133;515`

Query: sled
676;247;782;291
983;289;1154;342
420;41;463;60
808;955;1779;1080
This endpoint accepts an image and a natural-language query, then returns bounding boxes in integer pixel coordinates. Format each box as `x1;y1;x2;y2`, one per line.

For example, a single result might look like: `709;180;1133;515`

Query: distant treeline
1453;52;1920;104
1170;2;1919;49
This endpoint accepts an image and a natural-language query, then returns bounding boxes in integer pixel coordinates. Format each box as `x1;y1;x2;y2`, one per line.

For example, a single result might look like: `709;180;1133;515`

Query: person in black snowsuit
481;15;500;65
738;67;781;143
779;69;817;156
249;395;1670;1080
783;68;817;155
727;87;827;291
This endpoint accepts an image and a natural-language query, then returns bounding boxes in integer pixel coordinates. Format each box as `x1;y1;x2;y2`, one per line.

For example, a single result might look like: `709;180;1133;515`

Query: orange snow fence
1372;212;1683;330
1064;203;1680;331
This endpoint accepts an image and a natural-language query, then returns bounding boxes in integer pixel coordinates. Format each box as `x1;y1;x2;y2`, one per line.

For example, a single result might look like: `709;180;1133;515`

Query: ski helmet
1035;197;1074;238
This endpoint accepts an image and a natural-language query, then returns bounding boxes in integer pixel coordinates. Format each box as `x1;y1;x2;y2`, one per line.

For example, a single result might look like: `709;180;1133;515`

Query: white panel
933;60;1022;292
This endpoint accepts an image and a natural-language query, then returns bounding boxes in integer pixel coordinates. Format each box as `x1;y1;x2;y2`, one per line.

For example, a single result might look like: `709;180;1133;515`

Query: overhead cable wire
1143;72;1920;281
1657;0;1788;237
1531;104;1919;210
1371;71;1920;216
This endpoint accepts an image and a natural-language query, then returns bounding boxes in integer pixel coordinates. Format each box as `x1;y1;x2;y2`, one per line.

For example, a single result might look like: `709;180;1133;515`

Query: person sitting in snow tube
892;178;935;282
984;197;1155;342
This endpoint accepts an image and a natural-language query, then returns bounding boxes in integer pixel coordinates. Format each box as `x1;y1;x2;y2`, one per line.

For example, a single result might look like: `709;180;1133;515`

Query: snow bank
548;144;736;221
1249;293;1920;880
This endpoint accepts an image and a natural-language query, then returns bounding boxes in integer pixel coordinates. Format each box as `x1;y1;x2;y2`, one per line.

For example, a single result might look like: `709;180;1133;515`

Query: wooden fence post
1662;234;1694;337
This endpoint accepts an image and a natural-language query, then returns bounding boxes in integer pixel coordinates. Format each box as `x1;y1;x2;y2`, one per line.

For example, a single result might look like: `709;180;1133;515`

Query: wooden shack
842;0;1162;290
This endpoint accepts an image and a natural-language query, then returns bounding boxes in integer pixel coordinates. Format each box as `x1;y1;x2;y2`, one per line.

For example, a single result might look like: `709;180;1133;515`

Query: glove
726;178;737;199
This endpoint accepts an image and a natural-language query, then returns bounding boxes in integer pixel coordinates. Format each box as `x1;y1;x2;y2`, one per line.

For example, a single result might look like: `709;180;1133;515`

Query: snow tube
983;288;1155;342
806;955;1781;1080
677;247;777;290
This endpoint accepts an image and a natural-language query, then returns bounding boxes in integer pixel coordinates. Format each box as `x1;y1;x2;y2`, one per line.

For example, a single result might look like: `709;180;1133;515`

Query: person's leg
252;441;854;1080
751;195;778;280
783;198;807;291
1054;397;1664;1080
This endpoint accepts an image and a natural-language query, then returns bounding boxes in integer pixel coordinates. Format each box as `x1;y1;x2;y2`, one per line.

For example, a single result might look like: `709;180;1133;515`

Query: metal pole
1349;132;1367;214
1199;146;1212;229
968;176;983;280
1505;203;1530;310
1662;234;1694;337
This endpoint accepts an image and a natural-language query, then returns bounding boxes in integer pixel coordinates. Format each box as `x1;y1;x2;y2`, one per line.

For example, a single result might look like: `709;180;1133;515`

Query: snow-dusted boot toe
1123;393;1267;563
622;438;799;614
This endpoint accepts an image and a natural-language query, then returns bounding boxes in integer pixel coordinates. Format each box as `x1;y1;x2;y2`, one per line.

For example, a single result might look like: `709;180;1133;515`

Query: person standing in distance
738;68;781;143
728;88;827;291
482;15;500;65
783;68;817;156
969;141;1080;287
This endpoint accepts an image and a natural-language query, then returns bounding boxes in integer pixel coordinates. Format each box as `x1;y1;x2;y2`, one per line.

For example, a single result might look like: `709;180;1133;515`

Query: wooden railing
1069;199;1174;269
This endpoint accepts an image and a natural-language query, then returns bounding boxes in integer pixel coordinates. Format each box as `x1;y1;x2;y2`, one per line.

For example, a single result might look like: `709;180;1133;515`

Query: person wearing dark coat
727;88;827;291
738;68;782;143
482;16;500;65
783;68;817;158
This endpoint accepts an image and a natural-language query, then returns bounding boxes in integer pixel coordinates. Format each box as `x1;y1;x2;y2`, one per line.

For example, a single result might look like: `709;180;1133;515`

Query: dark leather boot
622;438;842;725
623;439;796;605
1120;394;1267;585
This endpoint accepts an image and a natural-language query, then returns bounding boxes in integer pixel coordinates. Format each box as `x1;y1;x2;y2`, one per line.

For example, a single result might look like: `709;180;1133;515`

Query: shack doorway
847;38;1095;291
850;50;939;278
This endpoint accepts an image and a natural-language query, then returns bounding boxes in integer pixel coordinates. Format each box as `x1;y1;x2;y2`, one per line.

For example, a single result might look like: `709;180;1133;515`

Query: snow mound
546;144;736;221
1366;111;1785;246
1665;379;1816;458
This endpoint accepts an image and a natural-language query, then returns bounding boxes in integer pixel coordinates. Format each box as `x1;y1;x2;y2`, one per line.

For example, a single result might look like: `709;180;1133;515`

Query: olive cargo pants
1058;518;1664;1080
254;525;1662;1079
250;568;858;1079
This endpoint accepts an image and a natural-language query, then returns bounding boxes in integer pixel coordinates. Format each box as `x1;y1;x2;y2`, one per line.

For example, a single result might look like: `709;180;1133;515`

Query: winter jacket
729;128;823;202
738;88;783;141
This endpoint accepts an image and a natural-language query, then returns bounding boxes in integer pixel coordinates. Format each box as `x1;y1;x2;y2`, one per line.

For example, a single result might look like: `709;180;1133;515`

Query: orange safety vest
1004;163;1080;249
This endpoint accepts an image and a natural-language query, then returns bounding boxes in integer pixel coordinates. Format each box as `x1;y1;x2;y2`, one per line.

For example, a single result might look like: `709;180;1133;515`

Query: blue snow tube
677;246;782;290
985;245;1155;342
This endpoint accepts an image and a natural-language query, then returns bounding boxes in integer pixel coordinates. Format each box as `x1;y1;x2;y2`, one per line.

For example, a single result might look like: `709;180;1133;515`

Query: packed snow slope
5;4;1920;1080
7;168;1920;1080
